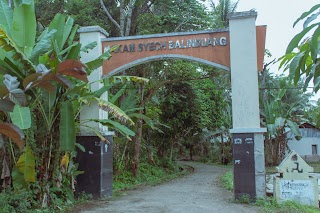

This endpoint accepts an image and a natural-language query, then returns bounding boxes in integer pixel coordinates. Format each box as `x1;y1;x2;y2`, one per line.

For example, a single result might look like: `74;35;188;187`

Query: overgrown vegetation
113;161;191;192
0;0;135;211
220;171;233;191
256;198;320;213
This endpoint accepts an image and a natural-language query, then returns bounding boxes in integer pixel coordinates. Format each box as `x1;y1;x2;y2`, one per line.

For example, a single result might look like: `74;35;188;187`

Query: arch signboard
101;27;266;76
79;11;267;200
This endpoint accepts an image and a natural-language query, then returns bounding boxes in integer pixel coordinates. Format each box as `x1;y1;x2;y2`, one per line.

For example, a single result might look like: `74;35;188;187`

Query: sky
235;0;317;70
204;0;319;99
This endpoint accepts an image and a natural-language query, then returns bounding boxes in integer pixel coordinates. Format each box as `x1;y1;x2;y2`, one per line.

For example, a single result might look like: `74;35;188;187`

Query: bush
255;197;320;213
0;189;36;213
113;161;189;192
220;171;233;191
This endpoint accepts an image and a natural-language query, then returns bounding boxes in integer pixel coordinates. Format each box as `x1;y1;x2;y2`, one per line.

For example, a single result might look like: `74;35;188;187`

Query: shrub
220;171;233;191
0;189;36;213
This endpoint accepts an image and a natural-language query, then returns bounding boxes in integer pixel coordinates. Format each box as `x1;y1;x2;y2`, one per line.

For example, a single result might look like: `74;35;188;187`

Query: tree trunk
189;145;193;160
132;80;145;177
132;118;143;177
273;139;279;166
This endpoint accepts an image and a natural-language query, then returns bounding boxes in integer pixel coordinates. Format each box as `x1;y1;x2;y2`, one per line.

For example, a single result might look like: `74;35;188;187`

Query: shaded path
80;162;258;213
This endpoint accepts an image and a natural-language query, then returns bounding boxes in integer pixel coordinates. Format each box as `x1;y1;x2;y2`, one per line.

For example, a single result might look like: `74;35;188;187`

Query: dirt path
79;161;259;213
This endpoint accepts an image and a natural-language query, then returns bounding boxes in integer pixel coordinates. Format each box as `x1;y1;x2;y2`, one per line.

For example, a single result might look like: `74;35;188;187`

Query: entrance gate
79;11;267;199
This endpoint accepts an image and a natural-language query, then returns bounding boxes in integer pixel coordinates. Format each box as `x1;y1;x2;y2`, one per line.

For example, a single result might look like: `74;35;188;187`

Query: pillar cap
78;26;109;37
230;128;267;134
227;11;257;20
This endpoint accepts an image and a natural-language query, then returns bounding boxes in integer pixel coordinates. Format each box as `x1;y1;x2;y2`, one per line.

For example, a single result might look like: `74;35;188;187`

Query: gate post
228;11;267;199
76;26;113;198
78;26;109;135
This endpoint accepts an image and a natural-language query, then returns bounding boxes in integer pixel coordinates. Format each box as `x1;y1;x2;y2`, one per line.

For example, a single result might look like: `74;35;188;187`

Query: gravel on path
79;161;259;213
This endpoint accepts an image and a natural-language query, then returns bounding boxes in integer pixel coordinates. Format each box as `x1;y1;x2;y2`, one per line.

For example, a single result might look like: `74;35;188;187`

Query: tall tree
149;61;226;161
210;0;239;28
35;0;65;26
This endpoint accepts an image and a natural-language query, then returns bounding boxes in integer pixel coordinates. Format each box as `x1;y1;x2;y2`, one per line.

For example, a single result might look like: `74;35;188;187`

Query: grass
220;171;233;191
255;198;320;213
220;170;320;212
113;162;193;195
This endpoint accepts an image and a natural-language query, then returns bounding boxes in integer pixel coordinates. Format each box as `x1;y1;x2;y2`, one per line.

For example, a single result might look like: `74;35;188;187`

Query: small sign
279;180;316;206
245;137;253;144
274;150;318;207
234;138;242;145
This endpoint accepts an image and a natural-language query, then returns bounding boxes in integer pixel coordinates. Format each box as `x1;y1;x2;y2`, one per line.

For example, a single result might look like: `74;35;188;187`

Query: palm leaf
9;105;31;130
48;13;66;51
61;16;74;50
0;99;14;112
97;119;135;137
97;98;134;125
286;23;318;54
59;102;76;151
293;4;320;27
86;50;112;71
0;28;35;73
57;59;88;82
0;0;13;36
0;122;25;149
30;28;57;63
12;1;36;57
286;119;301;139
9;88;26;106
131;113;156;129
16;146;35;182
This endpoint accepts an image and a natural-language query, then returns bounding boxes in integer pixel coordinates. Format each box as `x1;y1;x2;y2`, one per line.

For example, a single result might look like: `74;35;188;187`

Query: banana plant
0;0;135;205
261;84;305;165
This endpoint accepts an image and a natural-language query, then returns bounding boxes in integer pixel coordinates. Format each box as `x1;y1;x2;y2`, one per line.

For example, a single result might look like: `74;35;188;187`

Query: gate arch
101;27;266;77
104;54;230;77
79;11;267;200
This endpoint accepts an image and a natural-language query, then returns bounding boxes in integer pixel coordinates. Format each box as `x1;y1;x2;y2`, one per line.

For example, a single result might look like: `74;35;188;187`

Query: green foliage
0;188;36;213
9;105;31;130
12;0;36;56
197;142;221;164
64;0;109;32
34;0;65;26
210;0;239;28
220;171;233;191
15;147;36;183
280;4;320;92
113;161;188;192
149;60;226;160
137;0;210;34
236;194;251;204
0;0;134;210
59;102;75;151
260;70;311;165
256;198;320;213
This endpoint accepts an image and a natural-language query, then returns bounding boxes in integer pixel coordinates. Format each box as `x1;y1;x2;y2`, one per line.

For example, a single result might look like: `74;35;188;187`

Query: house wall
287;128;320;162
288;138;320;155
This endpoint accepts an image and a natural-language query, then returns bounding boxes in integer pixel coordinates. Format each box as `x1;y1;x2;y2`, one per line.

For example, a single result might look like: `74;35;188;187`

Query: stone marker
273;150;318;207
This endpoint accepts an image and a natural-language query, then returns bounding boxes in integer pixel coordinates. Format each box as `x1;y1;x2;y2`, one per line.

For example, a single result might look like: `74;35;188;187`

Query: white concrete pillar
78;26;109;135
228;11;267;199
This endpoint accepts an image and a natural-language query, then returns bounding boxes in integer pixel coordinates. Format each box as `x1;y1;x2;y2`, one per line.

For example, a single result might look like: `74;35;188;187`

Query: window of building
312;145;317;155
